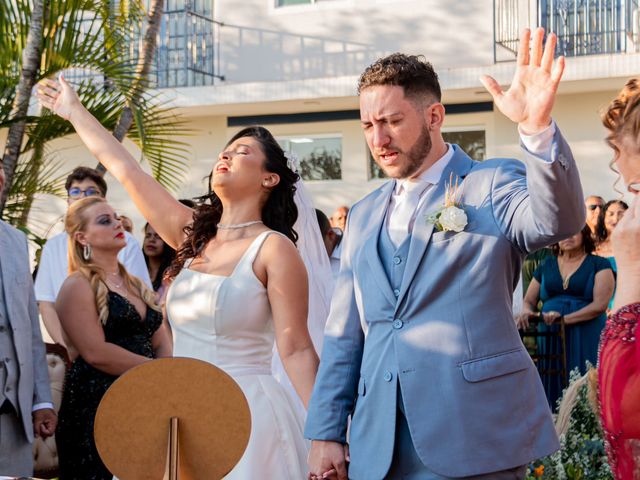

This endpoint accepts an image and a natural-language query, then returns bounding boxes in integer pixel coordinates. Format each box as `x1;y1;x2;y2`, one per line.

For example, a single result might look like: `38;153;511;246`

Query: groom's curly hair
357;53;441;104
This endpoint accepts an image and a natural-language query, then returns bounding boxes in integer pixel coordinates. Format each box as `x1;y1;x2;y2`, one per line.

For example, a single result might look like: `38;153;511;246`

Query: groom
305;28;584;479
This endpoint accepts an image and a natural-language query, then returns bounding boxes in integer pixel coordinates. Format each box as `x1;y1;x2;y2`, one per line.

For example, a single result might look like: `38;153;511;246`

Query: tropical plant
0;0;191;235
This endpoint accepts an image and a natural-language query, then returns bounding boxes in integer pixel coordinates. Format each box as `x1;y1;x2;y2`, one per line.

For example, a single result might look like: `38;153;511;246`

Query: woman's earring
83;243;92;261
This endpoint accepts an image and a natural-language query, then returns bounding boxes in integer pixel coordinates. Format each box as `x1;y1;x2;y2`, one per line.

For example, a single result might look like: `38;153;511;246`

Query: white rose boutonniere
426;173;468;232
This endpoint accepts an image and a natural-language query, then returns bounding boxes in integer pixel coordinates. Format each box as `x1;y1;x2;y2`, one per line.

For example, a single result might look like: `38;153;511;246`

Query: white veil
271;160;334;417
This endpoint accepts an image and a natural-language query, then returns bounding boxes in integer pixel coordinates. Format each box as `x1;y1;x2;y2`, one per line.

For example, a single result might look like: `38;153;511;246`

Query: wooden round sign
94;357;251;480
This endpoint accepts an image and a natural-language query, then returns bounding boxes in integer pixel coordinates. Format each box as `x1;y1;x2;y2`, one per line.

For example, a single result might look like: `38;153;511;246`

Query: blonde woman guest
55;197;172;480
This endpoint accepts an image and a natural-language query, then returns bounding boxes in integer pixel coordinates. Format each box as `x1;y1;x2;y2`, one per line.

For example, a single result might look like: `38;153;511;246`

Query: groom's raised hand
308;440;349;480
480;27;565;134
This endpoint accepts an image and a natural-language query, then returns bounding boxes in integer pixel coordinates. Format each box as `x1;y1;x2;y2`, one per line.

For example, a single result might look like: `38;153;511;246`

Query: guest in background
595;199;629;310
517;225;614;407
585;195;605;239
55;196;171;480
0;164;56;477
35;167;151;351
595;200;628;259
119;215;133;233
329;205;349;232
315;209;342;283
142;222;176;301
598;76;640;480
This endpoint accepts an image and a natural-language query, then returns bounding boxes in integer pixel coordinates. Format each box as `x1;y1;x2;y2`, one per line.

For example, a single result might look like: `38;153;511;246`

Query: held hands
36;74;83;122
308;440;350;480
480;28;565;134
33;408;57;439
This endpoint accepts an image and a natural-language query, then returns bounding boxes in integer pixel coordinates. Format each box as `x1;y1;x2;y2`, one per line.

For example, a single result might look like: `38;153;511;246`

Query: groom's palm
481;27;565;133
496;66;558;129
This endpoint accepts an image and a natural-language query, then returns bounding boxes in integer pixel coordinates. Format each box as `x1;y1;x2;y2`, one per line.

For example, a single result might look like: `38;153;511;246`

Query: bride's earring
83;243;92;261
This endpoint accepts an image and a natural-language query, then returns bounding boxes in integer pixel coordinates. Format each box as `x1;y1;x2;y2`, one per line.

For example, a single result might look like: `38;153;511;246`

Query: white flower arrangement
426;173;468;232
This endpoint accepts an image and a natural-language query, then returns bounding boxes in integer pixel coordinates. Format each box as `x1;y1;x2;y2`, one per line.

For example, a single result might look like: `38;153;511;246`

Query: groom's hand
480;27;565;134
308;440;349;480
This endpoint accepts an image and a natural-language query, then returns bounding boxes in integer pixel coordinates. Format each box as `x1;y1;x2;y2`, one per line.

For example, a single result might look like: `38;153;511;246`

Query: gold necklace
559;254;585;290
106;274;128;298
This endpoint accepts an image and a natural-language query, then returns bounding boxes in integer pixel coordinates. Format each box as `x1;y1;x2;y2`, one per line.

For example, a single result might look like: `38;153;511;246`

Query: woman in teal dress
518;225;614;408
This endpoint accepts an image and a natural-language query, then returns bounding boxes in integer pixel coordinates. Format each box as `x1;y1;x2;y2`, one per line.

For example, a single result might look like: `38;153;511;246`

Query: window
368;129;486;180
278;135;342;181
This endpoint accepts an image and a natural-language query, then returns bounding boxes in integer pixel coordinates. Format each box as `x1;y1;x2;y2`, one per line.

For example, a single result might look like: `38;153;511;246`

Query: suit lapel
396;146;475;310
363;181;397;306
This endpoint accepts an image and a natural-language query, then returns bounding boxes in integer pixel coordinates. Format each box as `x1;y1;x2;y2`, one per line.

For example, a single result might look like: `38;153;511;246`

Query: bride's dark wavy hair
166;126;300;281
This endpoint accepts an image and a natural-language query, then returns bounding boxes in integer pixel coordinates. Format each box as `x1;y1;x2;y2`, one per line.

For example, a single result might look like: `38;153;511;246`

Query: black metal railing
153;2;224;88
66;1;223;90
494;0;640;61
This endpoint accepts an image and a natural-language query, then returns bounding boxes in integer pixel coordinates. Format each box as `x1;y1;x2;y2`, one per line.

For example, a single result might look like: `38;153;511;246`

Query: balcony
67;1;222;90
494;0;640;62
153;1;224;88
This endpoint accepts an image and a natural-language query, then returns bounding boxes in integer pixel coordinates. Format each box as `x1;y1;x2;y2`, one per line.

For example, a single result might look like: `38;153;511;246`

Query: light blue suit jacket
305;130;585;478
0;220;52;443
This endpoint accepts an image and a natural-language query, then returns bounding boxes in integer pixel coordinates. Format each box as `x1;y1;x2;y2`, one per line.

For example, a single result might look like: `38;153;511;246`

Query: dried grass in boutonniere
426;173;468;232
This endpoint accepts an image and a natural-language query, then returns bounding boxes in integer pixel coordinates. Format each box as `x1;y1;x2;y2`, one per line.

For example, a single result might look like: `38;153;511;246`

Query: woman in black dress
55;196;172;479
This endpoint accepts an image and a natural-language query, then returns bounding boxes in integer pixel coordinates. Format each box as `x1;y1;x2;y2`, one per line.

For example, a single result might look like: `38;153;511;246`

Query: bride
38;76;320;478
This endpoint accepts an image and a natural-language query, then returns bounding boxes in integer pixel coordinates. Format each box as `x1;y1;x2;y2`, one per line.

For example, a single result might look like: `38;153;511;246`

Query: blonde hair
65;196;159;324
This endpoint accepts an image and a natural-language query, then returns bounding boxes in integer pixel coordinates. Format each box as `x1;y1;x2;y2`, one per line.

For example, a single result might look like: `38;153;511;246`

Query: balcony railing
67;1;223;90
494;0;640;62
153;2;224;88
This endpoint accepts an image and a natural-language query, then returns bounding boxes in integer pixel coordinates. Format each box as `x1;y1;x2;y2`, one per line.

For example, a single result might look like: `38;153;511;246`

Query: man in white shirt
35;167;151;347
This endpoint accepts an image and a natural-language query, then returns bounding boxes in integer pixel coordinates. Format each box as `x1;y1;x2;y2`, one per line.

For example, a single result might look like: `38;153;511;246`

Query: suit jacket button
393;256;402;265
392;319;403;329
384;371;393;382
393;289;400;297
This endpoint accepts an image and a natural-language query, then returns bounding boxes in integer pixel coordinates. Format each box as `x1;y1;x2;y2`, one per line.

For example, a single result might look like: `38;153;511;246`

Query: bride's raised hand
37;74;82;121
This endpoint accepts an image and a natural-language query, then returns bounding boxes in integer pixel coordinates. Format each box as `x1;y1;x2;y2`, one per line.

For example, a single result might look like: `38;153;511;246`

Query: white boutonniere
426;173;468;232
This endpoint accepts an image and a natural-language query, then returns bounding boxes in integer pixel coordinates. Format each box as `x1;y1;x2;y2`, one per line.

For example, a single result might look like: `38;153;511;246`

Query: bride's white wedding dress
165;231;309;478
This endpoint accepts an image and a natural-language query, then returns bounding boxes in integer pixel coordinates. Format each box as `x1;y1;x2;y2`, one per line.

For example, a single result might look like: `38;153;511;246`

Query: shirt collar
394;143;454;195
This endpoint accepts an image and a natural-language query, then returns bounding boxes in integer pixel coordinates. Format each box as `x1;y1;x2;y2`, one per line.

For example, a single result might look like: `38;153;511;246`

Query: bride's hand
36;74;83;121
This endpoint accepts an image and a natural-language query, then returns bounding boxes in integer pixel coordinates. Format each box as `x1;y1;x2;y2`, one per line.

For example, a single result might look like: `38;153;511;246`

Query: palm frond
127;95;193;192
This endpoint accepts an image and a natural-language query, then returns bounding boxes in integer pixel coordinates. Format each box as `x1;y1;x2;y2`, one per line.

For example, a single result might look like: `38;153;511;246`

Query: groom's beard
376;124;432;179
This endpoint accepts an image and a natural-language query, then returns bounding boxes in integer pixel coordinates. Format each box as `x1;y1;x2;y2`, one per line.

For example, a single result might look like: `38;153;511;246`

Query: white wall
215;0;495;84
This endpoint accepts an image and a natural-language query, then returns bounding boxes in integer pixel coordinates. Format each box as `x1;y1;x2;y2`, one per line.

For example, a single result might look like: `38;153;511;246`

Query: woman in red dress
598;77;640;479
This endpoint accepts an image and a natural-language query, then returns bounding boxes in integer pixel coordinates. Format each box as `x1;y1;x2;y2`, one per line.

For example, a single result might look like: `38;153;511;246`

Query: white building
38;0;640;238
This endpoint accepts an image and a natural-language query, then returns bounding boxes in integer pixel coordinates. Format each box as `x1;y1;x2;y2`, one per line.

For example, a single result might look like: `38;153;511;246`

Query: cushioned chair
33;343;69;479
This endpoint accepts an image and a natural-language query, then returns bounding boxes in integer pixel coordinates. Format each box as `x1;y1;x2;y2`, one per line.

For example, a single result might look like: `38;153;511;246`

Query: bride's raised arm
37;75;193;249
